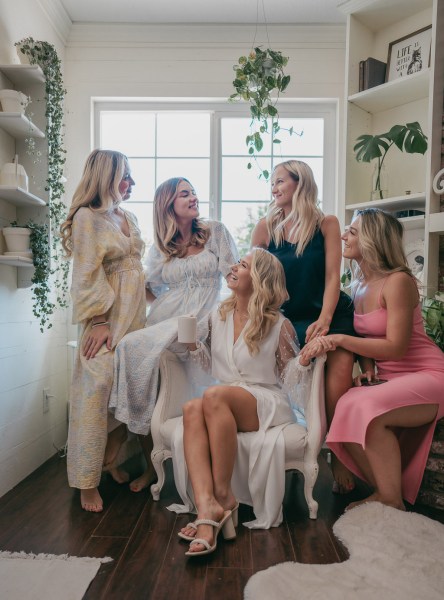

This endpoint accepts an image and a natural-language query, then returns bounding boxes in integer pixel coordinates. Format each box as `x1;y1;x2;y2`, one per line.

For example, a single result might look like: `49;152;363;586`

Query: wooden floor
0;451;443;600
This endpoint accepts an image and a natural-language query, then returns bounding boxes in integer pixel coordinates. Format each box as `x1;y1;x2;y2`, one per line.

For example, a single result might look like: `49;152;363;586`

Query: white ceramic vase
2;227;31;253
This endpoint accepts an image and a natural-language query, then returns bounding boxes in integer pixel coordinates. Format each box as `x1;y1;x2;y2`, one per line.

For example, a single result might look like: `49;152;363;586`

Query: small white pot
0;162;29;190
2;227;31;253
0;89;29;113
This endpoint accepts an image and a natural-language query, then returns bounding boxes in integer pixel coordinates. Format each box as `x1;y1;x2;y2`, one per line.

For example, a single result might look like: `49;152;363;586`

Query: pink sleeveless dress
327;279;444;504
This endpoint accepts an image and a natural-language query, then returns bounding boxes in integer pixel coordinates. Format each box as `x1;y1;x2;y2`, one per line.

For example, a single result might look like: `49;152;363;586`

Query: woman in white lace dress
109;177;238;492
170;248;318;557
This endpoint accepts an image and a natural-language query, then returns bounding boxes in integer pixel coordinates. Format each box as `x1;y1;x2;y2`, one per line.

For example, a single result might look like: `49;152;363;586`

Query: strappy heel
178;501;239;542
185;511;235;557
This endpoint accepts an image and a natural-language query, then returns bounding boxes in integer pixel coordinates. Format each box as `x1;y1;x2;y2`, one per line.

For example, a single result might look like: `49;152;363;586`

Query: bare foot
187;499;226;554
80;488;103;512
108;466;130;484
346;492;406;512
129;468;156;493
331;454;355;494
103;424;127;469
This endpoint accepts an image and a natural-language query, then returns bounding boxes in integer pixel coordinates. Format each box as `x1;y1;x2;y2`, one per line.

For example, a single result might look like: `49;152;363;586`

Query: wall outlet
43;388;50;413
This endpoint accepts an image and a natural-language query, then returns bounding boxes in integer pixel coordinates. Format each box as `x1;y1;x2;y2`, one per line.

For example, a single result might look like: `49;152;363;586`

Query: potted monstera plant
354;121;428;200
229;47;291;179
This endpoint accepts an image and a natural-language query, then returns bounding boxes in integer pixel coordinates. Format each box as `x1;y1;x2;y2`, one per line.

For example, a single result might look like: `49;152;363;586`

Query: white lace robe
109;221;238;435
169;308;313;529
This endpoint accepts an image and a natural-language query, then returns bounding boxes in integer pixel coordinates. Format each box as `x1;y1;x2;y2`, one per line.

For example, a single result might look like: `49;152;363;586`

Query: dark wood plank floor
0;450;442;600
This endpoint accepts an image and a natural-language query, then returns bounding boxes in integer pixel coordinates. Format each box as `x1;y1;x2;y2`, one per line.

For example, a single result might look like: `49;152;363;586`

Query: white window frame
93;99;338;217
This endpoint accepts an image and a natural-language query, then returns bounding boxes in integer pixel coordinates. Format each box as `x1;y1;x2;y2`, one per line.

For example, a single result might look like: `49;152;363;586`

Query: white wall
0;5;346;497
0;0;71;497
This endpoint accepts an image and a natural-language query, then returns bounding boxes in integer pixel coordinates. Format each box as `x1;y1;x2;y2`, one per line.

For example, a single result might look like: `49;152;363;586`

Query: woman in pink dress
301;208;444;510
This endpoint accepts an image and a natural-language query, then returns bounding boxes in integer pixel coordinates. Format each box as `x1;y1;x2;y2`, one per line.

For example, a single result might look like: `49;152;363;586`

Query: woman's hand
305;317;331;343
353;370;377;387
300;334;339;363
83;324;111;359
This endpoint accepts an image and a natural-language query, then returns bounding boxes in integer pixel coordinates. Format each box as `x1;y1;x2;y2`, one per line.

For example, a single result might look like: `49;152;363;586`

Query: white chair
150;350;327;519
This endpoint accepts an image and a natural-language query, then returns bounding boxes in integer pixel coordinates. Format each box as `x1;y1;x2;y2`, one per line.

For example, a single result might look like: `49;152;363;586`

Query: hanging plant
15;37;69;329
9;220;54;331
229;47;293;180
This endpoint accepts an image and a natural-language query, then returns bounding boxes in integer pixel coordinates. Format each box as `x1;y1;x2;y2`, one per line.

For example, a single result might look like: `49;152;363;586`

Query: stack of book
359;57;387;92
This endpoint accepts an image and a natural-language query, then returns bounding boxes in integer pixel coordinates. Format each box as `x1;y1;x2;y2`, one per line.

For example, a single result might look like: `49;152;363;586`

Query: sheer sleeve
70;208;115;324
277;318;314;414
207;221;239;277
189;315;212;373
144;244;167;297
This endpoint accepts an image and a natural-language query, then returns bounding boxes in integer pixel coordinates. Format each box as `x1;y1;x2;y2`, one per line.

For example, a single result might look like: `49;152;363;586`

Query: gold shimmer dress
67;206;146;489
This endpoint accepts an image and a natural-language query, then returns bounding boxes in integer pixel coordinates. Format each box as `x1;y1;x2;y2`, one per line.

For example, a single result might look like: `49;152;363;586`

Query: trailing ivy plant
15;37;69;329
10;220;54;331
229;47;294;180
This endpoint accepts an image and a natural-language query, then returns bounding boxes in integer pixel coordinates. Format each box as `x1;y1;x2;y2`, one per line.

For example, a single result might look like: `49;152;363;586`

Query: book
363;57;387;90
359;60;365;92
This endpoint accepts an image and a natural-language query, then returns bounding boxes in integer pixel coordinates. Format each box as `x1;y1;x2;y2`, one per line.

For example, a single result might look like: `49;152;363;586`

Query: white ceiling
58;0;346;25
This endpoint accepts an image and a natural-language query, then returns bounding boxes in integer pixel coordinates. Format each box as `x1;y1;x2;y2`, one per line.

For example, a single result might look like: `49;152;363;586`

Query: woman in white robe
170;248;319;557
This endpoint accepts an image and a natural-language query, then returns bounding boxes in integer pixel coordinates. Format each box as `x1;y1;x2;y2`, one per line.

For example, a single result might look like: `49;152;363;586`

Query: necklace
234;307;249;319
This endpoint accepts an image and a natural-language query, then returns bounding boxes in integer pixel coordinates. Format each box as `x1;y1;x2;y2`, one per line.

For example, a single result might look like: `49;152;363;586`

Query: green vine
15;37;69;329
229;47;294;180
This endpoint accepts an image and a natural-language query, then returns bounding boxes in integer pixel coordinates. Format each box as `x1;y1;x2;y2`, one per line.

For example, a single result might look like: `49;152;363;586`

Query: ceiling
58;0;346;25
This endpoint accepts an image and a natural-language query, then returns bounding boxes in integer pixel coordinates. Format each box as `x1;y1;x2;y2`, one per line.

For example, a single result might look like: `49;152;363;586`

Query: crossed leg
182;385;259;553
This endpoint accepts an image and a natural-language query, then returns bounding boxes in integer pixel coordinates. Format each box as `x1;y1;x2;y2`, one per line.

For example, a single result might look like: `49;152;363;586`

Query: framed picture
405;239;425;291
386;25;432;81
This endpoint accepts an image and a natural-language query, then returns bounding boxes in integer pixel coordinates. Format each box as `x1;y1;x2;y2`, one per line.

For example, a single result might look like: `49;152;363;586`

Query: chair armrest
303;355;327;462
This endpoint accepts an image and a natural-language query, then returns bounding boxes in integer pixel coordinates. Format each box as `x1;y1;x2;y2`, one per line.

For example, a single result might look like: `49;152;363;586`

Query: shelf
0;112;45;138
348;69;429;113
0;255;34;267
346;192;426;212
0;64;45;86
0;186;46;207
429;212;444;234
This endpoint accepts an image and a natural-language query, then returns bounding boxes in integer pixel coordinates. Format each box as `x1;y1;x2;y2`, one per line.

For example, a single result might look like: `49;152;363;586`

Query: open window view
98;106;326;253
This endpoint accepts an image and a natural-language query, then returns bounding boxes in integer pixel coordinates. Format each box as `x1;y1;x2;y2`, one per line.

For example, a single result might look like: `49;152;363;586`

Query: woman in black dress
251;160;355;493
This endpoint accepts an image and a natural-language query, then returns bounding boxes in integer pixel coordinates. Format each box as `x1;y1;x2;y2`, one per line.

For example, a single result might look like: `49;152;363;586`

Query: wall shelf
348;69;429;113
0;186;46;207
0;112;45;138
0;255;34;267
0;64;45;86
346;192;426;212
399;215;426;230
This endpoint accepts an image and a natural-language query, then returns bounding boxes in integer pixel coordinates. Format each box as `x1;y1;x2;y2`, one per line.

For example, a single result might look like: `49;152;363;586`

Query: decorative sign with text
386;25;432;81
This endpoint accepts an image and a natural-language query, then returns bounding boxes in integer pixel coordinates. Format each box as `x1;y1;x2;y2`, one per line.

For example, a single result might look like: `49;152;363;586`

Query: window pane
127;158;156;202
100;112;155;156
221;118;272;155
156;159;210;201
157;113;210;157
221;201;269;255
222;157;271;201
276;118;324;156
124;202;154;246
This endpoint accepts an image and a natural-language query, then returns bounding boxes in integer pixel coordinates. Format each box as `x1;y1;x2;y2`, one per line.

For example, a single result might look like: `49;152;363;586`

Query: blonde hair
351;208;413;289
266;160;324;255
153;177;210;260
60;149;128;256
219;247;289;355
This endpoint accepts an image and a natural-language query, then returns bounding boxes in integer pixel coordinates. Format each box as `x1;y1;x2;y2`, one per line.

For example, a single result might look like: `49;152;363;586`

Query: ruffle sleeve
207;221;239;277
70;208;115;324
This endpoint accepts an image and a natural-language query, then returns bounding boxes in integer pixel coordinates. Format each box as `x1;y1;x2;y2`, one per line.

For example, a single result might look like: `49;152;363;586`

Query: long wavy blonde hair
219;247;289;355
266;160;324;256
60;149;128;257
153;177;210;260
350;208;414;291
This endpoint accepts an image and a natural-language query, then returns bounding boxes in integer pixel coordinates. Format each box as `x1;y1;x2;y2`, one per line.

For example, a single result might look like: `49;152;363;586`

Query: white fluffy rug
244;503;444;600
0;551;112;600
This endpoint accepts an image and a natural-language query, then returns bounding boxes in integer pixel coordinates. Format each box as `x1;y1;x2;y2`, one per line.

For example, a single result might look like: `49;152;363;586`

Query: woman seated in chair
170;247;325;557
109;177;238;492
301;208;444;511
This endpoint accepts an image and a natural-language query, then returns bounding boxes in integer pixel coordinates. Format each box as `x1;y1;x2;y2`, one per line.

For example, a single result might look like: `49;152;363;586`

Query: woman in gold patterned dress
60;149;147;512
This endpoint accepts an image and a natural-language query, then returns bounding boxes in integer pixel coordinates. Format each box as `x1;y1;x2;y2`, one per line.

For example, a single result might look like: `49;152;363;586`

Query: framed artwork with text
386;25;432;82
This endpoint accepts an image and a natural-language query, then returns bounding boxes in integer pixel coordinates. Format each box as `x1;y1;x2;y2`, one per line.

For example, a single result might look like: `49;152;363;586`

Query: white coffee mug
178;315;197;343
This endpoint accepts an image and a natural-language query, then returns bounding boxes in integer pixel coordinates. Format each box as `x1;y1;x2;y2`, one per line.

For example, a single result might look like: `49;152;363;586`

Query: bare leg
184;386;259;553
103;423;127;467
130;433;156;492
325;348;355;493
80;488;103;512
347;403;438;511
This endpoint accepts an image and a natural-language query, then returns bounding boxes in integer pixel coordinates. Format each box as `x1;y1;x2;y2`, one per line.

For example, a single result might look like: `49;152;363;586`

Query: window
95;100;337;251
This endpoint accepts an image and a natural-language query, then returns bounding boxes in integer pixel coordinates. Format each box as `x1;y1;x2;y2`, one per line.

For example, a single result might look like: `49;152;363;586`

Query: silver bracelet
91;321;110;328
